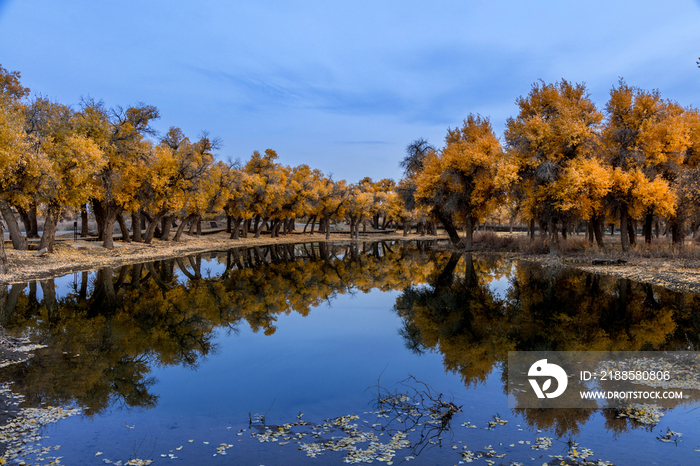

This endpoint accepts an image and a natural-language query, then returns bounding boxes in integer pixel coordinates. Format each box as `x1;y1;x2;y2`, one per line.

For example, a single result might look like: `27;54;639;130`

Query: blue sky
1;1;699;182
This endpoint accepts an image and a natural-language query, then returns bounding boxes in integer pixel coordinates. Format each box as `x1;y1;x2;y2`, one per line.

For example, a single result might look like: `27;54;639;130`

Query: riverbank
508;252;700;295
0;231;446;284
2;230;700;295
441;232;700;295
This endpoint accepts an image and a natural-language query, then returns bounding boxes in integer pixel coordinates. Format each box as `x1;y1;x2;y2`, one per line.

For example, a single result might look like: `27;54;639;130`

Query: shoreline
1;231;700;295
504;252;700;295
1;231;448;284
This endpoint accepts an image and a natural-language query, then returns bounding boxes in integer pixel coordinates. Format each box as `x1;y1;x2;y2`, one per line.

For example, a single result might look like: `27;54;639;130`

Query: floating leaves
486;414;508;430
0;383;79;465
657;428;683;444
615;403;663;425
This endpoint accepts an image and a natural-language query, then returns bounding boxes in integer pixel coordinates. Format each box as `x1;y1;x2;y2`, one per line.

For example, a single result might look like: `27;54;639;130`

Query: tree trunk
38;203;61;253
230;217;243;240
0;200;27;250
254;217;266;238
325;216;332;239
310;216;317;234
226;215;232;233
434;209;463;247
643;211;653;244
253;216;261;236
592;216;604;248
196;217;202;235
620;204;629;252
117;214;131;243
17;206;31;238
465;215;475;251
670;216;685;248
17;204;39;238
187;217;196;235
81;204;89;237
160;215;173;241
102;206;118;250
0;222;7;274
628;218;636;246
92;200;105;241
131;212;142;242
174;214;197;242
29;204;38;238
143;209;168;244
548;217;559;255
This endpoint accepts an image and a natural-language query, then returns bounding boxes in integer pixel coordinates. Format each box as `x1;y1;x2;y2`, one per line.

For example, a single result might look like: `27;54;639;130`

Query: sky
1;1;699;182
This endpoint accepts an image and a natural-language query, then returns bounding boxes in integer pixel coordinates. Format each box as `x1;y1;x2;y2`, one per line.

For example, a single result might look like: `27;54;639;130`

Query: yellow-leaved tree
553;157;611;247
602;80;688;249
76;100;160;249
0;65;31;272
27;98;105;252
416;114;512;249
505;80;602;254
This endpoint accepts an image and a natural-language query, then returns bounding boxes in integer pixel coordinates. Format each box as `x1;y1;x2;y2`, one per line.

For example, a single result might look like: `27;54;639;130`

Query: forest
2;64;700;273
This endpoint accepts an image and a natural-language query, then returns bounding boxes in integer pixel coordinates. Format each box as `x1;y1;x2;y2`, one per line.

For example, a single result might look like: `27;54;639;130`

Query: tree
346;182;373;239
17;98;105;252
316;177;349;239
505;80;602;254
399;138;458;241
77;100;160;249
0;65;31;272
225;162;256;240
416;115;512;249
243;149;288;238
554;157;611;247
141;128;219;243
602;80;687;250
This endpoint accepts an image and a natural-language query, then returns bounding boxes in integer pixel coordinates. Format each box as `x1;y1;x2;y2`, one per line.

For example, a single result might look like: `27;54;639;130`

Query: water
1;241;700;465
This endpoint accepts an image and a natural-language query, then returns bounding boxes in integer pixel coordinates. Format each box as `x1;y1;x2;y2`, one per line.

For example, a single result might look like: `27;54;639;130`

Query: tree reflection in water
394;251;700;436
0;241;699;439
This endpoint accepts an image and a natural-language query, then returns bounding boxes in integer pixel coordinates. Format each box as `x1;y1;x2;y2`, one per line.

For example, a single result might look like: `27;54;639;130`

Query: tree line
403;79;700;253
2;64;700;273
0;65;411;273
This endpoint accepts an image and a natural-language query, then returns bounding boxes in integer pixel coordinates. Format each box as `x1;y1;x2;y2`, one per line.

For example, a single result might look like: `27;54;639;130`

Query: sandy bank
0;231;445;284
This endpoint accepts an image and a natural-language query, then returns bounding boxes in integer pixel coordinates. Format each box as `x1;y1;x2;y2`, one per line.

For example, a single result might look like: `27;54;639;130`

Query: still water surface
1;241;700;465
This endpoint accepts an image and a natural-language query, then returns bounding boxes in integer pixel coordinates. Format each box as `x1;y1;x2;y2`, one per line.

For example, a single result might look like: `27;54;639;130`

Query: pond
1;240;700;465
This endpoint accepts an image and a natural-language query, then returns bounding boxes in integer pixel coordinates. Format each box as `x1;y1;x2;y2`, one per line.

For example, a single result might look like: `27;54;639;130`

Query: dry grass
475;230;700;260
